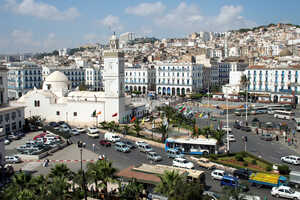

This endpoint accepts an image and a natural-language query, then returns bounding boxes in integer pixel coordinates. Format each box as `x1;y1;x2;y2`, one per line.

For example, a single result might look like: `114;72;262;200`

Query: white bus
274;110;295;120
267;105;292;114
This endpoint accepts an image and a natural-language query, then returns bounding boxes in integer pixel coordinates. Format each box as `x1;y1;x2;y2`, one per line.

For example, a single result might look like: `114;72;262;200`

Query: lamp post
245;78;249;122
226;94;230;153
78;141;87;200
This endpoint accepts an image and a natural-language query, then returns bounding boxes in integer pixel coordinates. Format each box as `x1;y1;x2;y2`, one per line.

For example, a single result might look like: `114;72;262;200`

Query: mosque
11;35;146;126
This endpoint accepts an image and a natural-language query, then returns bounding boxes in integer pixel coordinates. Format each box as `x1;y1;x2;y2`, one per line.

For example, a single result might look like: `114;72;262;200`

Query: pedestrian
293;129;296;137
98;155;102;160
276;135;279;141
102;155;105;160
292;138;294;145
285;135;288;143
288;138;291;146
256;128;258;135
92;143;95;152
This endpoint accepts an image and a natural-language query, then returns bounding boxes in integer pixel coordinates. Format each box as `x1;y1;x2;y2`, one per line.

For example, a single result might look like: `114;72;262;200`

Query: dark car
49;122;59;128
57;121;65;125
233;168;252;180
8;133;21;140
241;126;251;132
261;133;273;141
99;140;111;147
123;141;136;149
233;123;241;129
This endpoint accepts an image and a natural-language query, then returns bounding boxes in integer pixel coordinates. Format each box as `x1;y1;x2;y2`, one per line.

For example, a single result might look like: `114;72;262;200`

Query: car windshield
289;189;295;193
183;160;188;163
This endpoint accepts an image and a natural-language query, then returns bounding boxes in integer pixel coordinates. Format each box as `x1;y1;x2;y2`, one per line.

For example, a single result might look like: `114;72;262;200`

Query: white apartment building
155;63;203;96
42;65;85;89
6;62;42;99
124;65;156;94
246;65;300;103
0;66;25;165
58;48;70;57
85;67;102;91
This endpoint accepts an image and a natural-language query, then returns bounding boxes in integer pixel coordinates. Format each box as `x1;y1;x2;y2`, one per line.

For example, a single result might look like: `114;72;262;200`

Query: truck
289;171;300;188
249;172;287;188
191;157;216;170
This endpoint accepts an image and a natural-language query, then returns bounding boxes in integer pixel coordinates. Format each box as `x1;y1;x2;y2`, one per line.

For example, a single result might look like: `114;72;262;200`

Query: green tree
79;83;88;91
158;123;168;142
99;121;108;129
133;118;142;137
87;159;117;200
122;125;130;135
49;163;71;179
155;170;186;199
211;129;225;145
119;179;144;200
48;176;72;200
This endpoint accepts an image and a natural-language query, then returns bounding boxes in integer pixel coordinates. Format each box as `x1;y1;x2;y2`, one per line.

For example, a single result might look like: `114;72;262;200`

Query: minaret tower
103;33;125;122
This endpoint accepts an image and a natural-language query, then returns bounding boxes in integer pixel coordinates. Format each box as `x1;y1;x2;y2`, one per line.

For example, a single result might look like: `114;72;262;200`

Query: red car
33;133;46;140
99;140;111;147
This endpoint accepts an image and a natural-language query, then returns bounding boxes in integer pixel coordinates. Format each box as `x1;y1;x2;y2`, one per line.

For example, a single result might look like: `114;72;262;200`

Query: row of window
56;111;77;117
0;111;22;123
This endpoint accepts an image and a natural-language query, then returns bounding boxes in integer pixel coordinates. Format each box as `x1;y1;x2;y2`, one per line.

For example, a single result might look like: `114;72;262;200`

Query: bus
234;108;247;116
267;105;292;115
250;106;268;115
165;137;218;155
274;110;295;120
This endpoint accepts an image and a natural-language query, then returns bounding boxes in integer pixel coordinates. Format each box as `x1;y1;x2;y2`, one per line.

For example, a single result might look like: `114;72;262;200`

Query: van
104;132;121;143
115;142;130;153
138;143;153;153
166;148;184;159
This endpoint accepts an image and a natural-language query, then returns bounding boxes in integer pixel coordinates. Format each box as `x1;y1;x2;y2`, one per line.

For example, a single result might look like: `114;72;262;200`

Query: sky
1;0;300;54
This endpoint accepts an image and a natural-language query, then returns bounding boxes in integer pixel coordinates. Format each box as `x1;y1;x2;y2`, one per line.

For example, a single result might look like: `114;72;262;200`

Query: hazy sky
1;0;299;54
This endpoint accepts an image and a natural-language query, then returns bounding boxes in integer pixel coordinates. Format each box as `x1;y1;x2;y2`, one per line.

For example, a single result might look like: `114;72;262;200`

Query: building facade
7;62;42;99
0;66;25;166
85;67;103;91
246;65;300;103
155;63;203;96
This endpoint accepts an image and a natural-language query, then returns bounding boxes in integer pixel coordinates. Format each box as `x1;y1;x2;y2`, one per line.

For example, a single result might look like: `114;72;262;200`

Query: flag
199;113;203;118
141;118;145;125
112;113;118;117
92;110;96;117
177;105;184;111
180;107;186;113
130;116;136;123
97;111;101;116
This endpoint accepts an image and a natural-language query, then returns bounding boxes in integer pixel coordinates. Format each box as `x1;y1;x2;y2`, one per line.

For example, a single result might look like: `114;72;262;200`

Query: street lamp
77;141;87;200
226;93;230;153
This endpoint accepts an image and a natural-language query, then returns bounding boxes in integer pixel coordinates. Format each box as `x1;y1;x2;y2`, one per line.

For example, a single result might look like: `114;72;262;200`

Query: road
70;132;278;199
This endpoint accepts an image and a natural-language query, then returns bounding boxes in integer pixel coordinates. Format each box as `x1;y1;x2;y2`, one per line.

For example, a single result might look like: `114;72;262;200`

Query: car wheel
276;194;279;198
294;197;298;200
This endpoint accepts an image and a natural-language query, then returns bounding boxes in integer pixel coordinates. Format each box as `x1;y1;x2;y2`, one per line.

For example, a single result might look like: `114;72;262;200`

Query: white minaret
103;34;125;123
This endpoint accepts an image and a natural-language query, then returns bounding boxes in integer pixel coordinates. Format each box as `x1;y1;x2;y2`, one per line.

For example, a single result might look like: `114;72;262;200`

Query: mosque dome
45;71;69;83
279;48;293;57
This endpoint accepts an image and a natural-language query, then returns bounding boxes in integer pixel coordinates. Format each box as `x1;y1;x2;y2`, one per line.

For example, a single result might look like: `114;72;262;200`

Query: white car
135;141;147;147
172;158;194;169
222;126;232;133
5;155;21;163
4;139;10;145
230;194;261;200
87;127;99;138
211;169;227;180
281;155;300;165
70;129;80;135
271;186;300;199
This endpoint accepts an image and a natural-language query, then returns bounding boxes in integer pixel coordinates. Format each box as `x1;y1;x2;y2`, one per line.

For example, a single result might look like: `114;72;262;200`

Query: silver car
146;151;162;162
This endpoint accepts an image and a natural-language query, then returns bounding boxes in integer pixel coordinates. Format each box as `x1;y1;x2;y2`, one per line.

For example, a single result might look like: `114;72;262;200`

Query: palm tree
72;170;86;195
87;159;117;200
211;129;225;145
158;123;168;142
122;125;130;135
155;170;186;199
99;121;108;129
48;176;72;200
49;163;71;179
119;178;144;200
221;187;245;200
29;175;49;200
133;118;142;137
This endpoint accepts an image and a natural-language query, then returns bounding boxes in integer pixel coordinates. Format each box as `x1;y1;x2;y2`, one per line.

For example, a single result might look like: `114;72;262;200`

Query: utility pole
226;94;230;153
78;141;87;200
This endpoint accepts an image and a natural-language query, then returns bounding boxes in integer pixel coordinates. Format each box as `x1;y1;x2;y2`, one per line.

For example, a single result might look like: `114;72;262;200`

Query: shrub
266;165;272;172
251;159;257;165
278;165;290;175
243;161;248;167
240;151;247;157
210;154;217;160
235;154;244;162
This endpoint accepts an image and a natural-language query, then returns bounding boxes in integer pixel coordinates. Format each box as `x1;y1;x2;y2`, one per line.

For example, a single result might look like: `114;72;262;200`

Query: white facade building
58;48;70;57
246;65;300;103
11;35;144;126
155;63;203;96
0;66;25;166
85;67;103;91
124;65;156;94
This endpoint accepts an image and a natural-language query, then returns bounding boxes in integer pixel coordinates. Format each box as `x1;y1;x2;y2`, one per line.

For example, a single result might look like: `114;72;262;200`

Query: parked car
136;141;147;147
123;141;136;149
48;122;59;129
99;140;111;147
138;143;153;153
8;133;21;140
233;123;241;129
241;126;251;132
59;124;70;132
172;158;194;169
76;127;86;133
146;151;162;162
222;126;232;133
261;133;273;141
104;132;120;143
4;139;11;145
271;186;300;199
70;129;80;135
233;168;252;180
115;142;130;153
5;155;21;163
211;169;227;180
231;194;261;200
87;127;99;138
281;155;300;165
